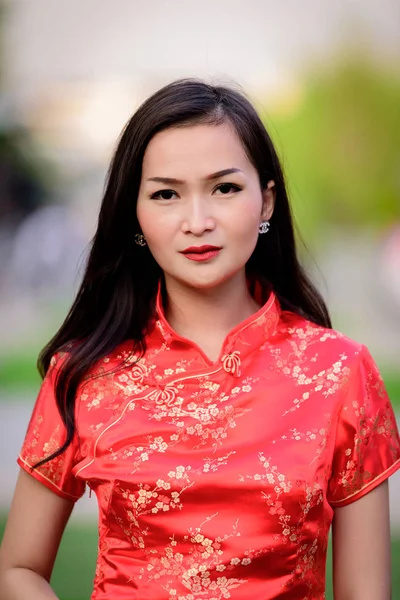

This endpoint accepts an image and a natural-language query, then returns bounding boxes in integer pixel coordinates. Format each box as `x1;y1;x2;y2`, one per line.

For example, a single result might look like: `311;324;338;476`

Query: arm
332;480;391;600
0;469;74;599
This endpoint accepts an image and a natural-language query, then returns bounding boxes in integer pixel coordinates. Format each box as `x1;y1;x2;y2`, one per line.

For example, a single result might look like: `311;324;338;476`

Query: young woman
0;79;399;600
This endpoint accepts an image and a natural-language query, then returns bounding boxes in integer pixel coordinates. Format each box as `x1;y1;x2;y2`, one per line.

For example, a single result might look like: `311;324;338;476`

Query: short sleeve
17;353;86;501
327;344;400;507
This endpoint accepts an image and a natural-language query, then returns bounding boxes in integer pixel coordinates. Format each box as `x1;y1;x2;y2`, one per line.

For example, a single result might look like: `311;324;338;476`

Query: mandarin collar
153;280;281;376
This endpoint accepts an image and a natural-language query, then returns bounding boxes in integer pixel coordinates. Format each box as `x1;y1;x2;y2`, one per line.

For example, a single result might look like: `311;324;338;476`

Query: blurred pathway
0;399;96;522
1;399;399;528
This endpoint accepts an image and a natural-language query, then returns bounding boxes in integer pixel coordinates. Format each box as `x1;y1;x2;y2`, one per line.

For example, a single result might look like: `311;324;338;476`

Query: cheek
230;195;262;236
137;204;179;265
137;204;167;242
243;190;263;216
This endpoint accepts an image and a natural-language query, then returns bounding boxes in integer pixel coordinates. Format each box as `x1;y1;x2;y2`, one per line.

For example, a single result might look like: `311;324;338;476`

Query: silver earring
259;221;270;234
134;233;147;246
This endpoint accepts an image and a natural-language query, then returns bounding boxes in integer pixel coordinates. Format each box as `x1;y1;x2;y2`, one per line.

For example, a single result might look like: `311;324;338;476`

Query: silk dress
18;283;400;599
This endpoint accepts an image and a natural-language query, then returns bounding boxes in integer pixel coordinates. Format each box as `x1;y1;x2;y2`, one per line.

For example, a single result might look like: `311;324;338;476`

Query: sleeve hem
330;457;400;507
17;455;82;502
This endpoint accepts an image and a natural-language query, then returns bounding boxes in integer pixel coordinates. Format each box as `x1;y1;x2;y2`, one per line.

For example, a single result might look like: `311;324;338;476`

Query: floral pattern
18;284;400;599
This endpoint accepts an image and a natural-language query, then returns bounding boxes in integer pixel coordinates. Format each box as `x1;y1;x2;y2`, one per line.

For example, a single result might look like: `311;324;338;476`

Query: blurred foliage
0;2;57;222
265;59;400;242
0;127;57;194
0;130;50;221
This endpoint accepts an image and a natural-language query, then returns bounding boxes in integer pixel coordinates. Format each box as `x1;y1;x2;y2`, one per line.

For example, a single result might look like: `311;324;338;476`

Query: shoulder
47;349;69;372
76;341;140;411
276;309;369;374
48;341;136;379
43;343;136;415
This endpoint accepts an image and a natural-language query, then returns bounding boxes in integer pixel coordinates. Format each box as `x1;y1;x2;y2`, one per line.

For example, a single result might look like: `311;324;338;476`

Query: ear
261;180;276;221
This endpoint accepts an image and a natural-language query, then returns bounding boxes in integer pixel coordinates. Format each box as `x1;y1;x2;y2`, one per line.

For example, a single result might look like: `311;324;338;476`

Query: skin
137;122;275;360
0;122;393;599
332;481;391;599
0;470;72;599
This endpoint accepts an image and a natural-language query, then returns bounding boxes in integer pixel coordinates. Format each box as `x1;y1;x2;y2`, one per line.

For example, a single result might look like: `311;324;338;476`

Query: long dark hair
35;78;331;468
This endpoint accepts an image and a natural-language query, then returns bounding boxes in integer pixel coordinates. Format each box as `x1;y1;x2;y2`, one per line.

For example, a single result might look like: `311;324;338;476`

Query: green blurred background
0;1;399;598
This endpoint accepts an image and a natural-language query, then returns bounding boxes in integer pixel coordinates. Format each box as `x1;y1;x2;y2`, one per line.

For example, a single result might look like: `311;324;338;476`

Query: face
137;122;275;292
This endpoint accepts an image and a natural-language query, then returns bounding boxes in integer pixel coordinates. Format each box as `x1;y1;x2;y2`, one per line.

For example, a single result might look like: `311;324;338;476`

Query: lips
182;245;221;254
180;245;222;262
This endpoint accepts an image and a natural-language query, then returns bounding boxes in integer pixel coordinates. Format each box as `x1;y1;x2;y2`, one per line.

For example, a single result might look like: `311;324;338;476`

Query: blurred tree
0;0;60;297
266;59;400;241
0;1;57;227
0;130;50;224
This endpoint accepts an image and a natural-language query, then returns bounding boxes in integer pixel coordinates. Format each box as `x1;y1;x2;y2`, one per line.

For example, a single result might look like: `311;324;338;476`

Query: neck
163;272;261;340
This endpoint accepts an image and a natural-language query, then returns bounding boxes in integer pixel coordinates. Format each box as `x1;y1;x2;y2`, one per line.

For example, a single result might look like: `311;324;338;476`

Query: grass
0;518;98;600
0;517;399;599
0;352;41;394
1;352;400;409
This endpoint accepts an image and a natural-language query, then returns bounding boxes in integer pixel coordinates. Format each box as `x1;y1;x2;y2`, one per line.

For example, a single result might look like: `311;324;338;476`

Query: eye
214;183;242;195
150;189;178;200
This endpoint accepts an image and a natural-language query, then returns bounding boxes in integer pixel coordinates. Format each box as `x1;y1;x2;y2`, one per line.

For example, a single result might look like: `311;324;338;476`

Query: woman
0;79;399;599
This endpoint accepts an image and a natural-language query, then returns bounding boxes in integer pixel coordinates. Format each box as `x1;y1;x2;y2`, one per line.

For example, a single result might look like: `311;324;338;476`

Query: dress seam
330;457;400;507
17;455;82;500
90;482;115;599
326;347;364;489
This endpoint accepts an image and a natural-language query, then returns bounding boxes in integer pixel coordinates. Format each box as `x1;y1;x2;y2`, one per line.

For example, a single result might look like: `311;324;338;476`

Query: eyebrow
147;168;243;185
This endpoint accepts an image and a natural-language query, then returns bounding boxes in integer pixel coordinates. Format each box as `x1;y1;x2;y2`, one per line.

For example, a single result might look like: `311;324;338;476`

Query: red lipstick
181;245;222;262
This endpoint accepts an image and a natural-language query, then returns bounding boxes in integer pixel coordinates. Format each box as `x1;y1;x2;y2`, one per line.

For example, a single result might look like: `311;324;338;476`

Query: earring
134;233;147;246
259;221;270;234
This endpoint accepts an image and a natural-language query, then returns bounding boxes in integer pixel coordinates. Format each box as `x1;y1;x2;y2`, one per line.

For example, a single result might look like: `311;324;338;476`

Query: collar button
221;350;241;377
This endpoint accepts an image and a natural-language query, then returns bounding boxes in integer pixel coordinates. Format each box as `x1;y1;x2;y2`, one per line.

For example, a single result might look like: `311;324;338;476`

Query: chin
173;269;244;292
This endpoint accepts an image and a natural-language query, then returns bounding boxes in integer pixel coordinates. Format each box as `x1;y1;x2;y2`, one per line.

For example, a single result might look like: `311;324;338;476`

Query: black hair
35;78;331;469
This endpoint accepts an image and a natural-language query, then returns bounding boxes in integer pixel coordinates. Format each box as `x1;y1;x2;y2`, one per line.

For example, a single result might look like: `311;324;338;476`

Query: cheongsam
18;283;400;599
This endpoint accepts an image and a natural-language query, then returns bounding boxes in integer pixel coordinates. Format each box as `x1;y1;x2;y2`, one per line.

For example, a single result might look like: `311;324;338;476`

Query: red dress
18;286;400;599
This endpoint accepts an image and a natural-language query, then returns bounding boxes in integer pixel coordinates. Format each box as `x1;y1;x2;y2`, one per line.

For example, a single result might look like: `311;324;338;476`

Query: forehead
141;123;254;177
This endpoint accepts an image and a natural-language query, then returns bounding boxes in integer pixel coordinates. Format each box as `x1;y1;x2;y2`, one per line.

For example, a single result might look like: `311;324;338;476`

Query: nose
181;195;216;236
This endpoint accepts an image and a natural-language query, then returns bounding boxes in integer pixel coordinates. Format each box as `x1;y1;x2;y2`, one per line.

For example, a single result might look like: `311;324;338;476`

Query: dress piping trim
75;365;223;478
17;455;82;500
329;457;400;507
155;287;278;365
